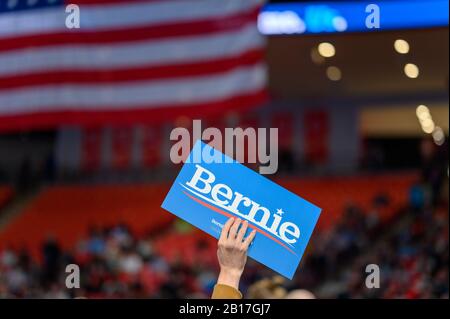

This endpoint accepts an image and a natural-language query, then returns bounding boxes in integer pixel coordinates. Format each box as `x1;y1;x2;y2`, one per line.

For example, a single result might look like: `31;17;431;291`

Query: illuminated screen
259;0;449;34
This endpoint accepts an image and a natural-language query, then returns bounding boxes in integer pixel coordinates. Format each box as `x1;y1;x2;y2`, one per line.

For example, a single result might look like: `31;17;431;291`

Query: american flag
0;0;267;132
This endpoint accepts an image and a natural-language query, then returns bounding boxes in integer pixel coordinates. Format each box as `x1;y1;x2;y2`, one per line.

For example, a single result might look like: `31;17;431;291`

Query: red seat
0;184;174;260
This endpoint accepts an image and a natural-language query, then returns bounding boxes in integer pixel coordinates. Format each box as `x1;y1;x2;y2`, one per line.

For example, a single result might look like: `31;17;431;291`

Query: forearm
211;269;243;299
217;268;242;291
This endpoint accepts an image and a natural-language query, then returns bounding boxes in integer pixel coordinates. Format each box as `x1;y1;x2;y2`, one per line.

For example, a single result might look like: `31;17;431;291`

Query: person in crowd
0;193;447;298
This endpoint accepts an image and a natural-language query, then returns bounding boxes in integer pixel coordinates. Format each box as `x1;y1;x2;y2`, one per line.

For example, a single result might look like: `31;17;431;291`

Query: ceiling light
432;126;445;145
326;66;342;81
318;42;335;58
421;119;435;134
404;63;419;78
416;105;431;121
394;39;410;54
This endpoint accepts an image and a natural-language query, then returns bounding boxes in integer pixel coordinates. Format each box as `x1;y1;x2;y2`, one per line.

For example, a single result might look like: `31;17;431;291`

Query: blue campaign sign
161;141;322;279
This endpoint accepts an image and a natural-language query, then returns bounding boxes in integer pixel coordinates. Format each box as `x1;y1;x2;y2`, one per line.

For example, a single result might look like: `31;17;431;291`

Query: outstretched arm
211;217;256;299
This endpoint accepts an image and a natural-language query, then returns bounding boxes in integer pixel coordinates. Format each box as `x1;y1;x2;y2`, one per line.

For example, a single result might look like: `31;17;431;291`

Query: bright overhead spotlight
421;119;435;134
416;105;431;120
404;63;419;78
318;42;335;58
394;39;410;54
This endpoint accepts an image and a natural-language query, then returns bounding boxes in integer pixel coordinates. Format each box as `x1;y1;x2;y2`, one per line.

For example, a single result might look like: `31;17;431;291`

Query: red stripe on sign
0;8;259;52
0;90;268;132
0;49;263;90
182;191;297;255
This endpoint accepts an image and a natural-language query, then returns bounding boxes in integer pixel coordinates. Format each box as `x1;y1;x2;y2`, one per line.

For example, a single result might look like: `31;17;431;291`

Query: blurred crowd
335;205;448;298
0;138;448;299
0;224;219;298
0;183;447;298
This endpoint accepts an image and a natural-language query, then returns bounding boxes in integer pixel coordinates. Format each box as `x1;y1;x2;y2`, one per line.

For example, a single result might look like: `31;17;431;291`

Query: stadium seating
0;172;418;261
278;172;418;228
0;184;175;260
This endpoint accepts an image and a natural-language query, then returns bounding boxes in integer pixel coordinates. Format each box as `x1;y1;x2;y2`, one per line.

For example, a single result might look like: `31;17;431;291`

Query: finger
242;229;257;249
219;217;234;242
228;218;242;241
236;220;248;243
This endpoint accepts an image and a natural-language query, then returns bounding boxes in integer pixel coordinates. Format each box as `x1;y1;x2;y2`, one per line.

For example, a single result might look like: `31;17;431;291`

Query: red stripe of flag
0;49;263;90
0;8;259;52
0;90;268;132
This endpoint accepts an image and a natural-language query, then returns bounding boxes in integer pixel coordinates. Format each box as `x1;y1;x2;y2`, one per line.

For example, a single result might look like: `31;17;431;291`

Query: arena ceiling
266;28;449;101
